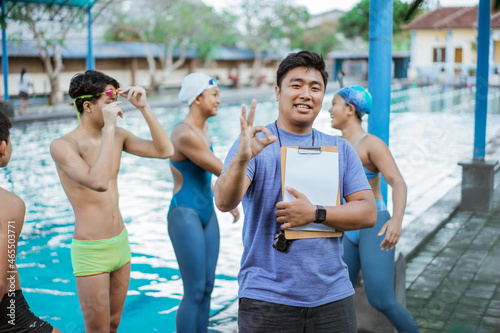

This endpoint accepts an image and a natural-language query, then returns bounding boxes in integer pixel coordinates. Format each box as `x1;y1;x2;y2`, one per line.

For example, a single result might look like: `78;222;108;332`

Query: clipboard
280;146;343;239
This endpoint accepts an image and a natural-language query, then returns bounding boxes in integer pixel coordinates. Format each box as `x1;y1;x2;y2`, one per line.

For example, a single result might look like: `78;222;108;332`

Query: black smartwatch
314;205;326;224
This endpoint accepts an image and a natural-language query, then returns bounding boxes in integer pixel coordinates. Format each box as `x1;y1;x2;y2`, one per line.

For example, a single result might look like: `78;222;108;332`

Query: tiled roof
402;6;500;30
0;40;272;61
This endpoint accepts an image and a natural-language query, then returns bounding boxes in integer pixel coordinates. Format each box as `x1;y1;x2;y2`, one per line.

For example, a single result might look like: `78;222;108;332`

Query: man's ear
0;140;6;157
275;85;280;101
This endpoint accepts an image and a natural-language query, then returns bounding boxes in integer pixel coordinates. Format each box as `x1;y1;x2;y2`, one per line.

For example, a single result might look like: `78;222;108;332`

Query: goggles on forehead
72;88;120;123
196;79;219;99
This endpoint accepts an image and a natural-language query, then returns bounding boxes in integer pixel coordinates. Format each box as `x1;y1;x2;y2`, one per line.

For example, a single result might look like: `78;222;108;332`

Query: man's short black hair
276;50;328;89
0;110;12;143
69;70;120;114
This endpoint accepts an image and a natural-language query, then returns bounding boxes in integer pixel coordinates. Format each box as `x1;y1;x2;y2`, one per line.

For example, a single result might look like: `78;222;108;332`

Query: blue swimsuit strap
179;121;194;130
352;133;368;148
177;121;213;151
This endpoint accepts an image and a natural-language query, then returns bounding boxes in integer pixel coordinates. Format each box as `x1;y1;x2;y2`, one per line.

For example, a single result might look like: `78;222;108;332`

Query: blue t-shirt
222;123;371;307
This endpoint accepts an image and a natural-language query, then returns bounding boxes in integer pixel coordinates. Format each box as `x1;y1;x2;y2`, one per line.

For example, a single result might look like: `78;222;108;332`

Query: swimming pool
1;85;500;332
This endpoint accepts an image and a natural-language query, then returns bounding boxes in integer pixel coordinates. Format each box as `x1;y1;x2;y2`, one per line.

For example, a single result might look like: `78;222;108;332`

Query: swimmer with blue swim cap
335;85;373;119
329;85;420;333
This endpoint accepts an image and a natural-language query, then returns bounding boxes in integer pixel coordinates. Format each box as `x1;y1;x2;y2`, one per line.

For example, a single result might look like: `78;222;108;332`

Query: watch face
316;206;326;222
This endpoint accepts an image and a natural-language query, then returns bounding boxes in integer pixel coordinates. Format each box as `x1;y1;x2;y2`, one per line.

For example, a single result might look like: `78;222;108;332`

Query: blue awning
5;0;98;8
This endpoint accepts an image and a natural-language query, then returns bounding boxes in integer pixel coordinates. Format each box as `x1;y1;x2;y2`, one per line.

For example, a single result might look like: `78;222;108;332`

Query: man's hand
102;101;123;129
236;99;276;162
378;218;402;251
275;187;316;230
120;86;147;110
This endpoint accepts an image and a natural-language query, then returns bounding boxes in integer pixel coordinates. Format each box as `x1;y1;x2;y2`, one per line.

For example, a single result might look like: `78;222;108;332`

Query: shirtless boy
50;70;173;332
1;110;62;332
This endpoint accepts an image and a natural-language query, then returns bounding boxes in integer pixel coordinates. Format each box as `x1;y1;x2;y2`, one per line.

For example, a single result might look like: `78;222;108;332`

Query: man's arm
50;102;122;191
214;154;252;212
0;193;24;297
120;86;174;159
275;187;377;231
214;100;276;211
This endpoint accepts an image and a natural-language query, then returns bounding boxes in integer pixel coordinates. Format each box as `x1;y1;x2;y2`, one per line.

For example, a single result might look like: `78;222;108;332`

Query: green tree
338;0;410;44
8;4;85;105
291;21;341;57
232;0;309;87
104;0;238;90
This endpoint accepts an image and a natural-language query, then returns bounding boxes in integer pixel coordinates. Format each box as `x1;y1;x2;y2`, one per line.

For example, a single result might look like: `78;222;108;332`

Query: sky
204;0;480;15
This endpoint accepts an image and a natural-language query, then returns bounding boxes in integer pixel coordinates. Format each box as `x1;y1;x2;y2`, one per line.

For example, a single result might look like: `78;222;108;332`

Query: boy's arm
50;102;122;191
120;86;174;159
0;194;25;297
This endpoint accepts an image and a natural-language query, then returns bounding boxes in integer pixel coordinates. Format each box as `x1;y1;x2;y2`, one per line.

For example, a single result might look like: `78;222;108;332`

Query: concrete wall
409;28;500;83
411;29;477;66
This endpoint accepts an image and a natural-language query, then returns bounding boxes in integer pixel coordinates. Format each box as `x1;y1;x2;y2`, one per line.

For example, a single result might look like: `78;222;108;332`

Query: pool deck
404;167;500;333
8;85;500;332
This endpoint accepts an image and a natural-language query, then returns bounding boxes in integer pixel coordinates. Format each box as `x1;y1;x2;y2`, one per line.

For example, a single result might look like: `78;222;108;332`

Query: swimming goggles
208;78;218;86
72;88;120;123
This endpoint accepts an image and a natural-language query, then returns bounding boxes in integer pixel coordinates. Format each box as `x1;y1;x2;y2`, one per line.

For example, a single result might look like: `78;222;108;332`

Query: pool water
1;85;500;332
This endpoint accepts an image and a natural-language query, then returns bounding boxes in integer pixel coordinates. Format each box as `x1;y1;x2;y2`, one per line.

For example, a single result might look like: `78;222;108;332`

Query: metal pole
1;0;9;100
86;4;95;70
368;0;393;204
473;0;491;161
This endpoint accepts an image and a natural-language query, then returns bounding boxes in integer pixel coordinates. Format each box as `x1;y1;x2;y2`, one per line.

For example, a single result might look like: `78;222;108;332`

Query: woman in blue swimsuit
168;73;239;332
329;86;419;333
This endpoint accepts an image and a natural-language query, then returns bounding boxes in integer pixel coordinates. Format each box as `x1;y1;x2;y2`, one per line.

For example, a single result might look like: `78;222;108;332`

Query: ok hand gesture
237;99;276;161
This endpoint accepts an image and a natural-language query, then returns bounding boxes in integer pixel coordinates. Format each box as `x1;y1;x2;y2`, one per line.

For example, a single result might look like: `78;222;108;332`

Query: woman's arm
368;136;407;250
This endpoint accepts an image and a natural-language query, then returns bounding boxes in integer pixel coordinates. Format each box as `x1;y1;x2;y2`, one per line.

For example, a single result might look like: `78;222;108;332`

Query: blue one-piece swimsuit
168;154;214;226
168;123;214;226
167;122;220;331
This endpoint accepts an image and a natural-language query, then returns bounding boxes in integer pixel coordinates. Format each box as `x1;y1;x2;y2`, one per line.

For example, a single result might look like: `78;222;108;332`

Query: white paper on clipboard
284;147;339;232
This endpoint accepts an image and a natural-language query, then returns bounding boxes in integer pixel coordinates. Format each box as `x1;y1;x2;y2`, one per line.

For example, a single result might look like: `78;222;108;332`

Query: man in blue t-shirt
214;50;377;332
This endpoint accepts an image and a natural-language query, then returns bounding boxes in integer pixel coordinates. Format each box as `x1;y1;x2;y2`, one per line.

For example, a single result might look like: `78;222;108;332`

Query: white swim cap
178;73;218;106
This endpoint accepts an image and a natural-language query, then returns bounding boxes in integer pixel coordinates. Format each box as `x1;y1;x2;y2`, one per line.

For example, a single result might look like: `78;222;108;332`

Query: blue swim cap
336;85;373;118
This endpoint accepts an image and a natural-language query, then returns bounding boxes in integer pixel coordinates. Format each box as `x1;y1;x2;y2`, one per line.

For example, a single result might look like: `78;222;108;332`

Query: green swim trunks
71;228;132;277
